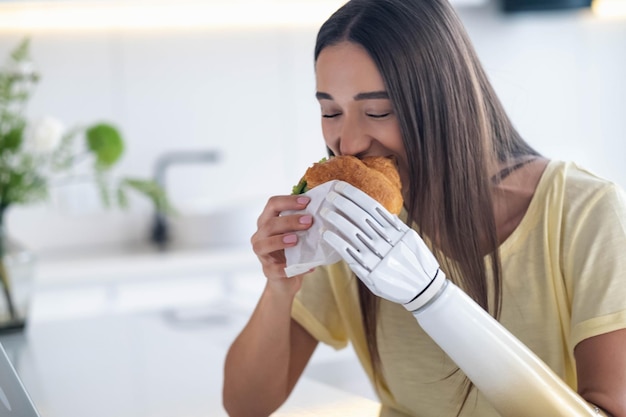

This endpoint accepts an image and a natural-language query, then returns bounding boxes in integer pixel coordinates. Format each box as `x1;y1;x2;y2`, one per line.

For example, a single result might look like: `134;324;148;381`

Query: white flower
23;116;65;153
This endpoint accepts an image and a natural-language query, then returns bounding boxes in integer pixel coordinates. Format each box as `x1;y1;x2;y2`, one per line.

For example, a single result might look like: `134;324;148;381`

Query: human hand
321;181;445;311
251;194;313;292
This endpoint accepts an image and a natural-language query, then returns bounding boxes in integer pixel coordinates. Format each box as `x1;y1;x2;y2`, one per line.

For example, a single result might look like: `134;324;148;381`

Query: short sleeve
291;263;350;350
564;182;626;347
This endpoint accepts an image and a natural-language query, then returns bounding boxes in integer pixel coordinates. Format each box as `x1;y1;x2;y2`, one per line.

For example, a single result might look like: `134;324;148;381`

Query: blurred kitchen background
0;0;624;416
1;0;624;257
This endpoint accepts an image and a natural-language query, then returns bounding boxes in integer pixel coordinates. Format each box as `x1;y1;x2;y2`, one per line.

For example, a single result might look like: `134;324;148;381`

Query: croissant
292;155;403;215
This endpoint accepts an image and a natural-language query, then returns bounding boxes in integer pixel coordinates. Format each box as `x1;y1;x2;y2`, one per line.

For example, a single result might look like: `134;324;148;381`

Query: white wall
1;2;625;254
2;27;327;252
460;5;626;183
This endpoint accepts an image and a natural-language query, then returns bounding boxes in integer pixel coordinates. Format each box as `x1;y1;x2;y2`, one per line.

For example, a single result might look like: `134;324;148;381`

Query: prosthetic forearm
321;181;596;417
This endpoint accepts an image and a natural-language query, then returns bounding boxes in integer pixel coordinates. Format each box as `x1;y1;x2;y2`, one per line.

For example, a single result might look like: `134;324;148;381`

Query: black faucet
151;150;220;249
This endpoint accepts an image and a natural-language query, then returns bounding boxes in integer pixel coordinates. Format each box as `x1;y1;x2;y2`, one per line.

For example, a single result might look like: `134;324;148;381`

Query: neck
491;157;549;244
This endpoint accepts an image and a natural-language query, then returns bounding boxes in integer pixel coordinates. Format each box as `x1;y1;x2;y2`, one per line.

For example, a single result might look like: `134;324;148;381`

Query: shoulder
541;161;626;215
550;162;626;282
557;161;620;193
528;160;626;265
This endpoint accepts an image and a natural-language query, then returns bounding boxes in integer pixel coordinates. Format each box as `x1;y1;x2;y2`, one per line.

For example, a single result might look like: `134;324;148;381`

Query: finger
332;181;389;225
251;231;300;259
257;195;310;228
334;181;404;225
256;195;313;239
331;181;406;244
331;195;389;247
265;213;313;238
322;230;373;285
320;208;383;270
321;203;392;260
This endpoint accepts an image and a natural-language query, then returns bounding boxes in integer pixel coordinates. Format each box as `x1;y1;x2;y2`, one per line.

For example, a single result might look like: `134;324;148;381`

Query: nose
338;113;370;156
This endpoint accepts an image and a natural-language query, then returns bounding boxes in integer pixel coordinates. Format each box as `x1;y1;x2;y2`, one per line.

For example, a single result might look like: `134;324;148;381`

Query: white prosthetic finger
322;230;373;284
331;181;388;225
320;208;383;266
331;181;407;244
325;192;394;258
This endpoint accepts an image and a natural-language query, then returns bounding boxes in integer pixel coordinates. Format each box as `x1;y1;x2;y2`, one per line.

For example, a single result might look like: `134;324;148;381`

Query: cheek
387;127;409;191
321;122;338;153
389;125;405;153
371;118;403;150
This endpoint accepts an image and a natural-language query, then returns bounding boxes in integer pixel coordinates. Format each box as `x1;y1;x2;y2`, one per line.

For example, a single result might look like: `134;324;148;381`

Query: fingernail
296;196;310;205
320;207;330;218
326;191;338;202
299;215;312;225
335;181;347;191
283;234;297;244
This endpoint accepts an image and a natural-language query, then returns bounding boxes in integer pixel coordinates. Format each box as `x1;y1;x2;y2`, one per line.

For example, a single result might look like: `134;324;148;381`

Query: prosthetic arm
321;181;597;417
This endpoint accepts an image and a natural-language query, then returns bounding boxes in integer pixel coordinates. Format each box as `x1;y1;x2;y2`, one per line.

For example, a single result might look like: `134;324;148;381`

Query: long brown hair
315;0;539;412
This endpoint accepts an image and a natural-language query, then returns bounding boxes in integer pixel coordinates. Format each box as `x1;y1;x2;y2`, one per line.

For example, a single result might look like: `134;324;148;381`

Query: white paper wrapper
284;180;343;277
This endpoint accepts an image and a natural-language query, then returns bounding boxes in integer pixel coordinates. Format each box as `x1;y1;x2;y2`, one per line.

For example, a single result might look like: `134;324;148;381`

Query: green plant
0;38;169;214
0;38;170;325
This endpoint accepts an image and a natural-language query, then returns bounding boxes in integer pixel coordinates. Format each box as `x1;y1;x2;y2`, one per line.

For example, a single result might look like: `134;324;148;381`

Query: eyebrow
316;91;389;101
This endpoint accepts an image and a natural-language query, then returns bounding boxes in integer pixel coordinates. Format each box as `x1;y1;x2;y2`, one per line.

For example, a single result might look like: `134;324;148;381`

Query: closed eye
323;113;341;118
367;112;390;118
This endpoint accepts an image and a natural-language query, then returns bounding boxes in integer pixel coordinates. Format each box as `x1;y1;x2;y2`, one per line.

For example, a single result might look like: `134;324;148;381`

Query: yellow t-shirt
291;160;626;417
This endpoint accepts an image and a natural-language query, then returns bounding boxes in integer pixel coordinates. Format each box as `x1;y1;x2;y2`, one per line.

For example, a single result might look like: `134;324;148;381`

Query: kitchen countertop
1;244;380;416
1;310;380;417
34;242;260;286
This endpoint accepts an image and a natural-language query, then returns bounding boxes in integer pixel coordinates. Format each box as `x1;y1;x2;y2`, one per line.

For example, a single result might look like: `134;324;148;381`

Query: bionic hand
321;181;446;312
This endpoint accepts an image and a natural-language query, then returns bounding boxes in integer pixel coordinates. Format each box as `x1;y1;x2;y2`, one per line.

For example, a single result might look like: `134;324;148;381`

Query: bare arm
576;328;626;417
223;195;319;417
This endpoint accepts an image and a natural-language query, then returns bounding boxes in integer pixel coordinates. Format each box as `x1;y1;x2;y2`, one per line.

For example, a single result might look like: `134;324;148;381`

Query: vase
0;210;36;333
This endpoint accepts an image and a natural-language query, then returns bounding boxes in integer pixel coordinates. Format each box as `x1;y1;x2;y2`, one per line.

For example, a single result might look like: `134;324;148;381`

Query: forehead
315;42;386;95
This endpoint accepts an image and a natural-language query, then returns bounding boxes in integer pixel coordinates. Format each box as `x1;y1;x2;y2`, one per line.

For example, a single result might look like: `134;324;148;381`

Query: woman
223;0;626;416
